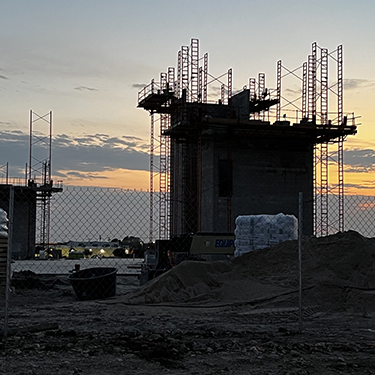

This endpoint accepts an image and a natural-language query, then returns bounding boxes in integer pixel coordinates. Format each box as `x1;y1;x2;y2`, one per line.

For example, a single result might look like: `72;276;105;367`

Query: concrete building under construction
138;39;358;240
0;111;62;259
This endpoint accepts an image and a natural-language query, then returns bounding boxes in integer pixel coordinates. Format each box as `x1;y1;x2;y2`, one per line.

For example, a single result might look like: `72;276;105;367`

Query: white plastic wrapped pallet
0;208;8;238
0;208;8;289
234;213;298;257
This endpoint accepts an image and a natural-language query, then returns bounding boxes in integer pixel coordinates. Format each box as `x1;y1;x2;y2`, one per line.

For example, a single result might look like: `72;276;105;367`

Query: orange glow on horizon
59;168;152;190
57;166;375;196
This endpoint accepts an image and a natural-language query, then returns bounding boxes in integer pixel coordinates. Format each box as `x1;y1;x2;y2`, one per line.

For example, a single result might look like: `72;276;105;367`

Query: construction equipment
139;233;235;285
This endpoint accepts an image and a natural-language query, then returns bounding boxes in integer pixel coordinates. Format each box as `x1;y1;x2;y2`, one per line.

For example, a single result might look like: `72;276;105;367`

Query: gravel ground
1;231;375;374
1;276;374;374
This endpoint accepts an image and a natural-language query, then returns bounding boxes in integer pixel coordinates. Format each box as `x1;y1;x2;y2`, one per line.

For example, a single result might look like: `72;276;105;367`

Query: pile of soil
124;230;375;312
2;231;375;374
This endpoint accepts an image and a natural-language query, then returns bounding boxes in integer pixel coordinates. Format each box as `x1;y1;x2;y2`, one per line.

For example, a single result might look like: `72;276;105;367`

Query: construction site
138;38;357;242
0;38;359;259
2;40;375;375
0;111;62;260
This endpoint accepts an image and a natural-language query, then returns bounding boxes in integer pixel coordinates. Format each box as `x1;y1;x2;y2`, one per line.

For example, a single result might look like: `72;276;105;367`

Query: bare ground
1;231;375;374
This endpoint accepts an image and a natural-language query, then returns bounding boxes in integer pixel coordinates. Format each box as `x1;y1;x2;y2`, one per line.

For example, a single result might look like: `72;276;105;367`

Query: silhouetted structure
138;39;358;239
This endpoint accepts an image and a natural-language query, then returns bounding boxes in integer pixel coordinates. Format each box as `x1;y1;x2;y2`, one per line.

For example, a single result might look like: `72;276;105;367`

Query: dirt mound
124;231;375;311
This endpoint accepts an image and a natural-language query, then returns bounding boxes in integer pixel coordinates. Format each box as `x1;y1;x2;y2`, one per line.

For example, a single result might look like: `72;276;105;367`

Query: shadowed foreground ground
1;231;375;374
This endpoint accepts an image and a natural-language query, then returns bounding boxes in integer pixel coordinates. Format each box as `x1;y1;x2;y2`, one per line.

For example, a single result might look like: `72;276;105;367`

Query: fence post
298;192;303;333
3;186;14;338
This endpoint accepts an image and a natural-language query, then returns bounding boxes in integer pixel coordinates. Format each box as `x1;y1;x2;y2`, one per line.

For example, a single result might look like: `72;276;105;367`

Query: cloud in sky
344;78;375;90
284;88;300;95
0;129;151;182
344;148;375;173
345;182;375;190
132;83;148;89
74;86;99;91
63;170;109;180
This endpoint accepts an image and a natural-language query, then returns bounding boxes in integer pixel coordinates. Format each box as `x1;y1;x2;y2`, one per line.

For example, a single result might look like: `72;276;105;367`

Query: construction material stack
234;213;298;257
0;208;8;291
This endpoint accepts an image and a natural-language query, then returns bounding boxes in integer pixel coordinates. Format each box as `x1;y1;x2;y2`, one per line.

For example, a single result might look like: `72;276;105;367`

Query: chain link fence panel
1;187;375;338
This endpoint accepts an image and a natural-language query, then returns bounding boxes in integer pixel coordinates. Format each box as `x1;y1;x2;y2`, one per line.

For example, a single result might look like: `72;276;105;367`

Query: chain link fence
1;185;375;337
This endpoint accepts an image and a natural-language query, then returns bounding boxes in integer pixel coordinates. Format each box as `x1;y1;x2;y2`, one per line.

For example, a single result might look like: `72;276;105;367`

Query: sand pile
124;231;375;311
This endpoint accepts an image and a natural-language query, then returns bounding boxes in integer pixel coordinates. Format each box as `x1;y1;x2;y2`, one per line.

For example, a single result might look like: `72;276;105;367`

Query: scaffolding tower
138;39;357;240
141;39;233;242
276;42;354;236
28;110;62;249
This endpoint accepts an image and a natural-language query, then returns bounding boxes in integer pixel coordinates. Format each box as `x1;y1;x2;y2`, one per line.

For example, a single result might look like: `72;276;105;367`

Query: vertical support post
198;66;203;103
298;192;303;333
181;46;189;101
159;71;170;240
227;68;233;102
168;67;175;90
197;134;202;232
249;78;256;100
160;72;167;90
320;45;330;236
258;73;265;120
203;53;208;103
46;110;52;248
258;73;265;98
159;113;168;240
337;45;343;125
29;110;32;181
320;49;328;125
249;78;256;120
302;62;307;120
337;45;344;232
177;51;182;99
221;84;225;104
320;142;329;236
308;54;316;121
313;144;318;236
276;61;282;121
159;73;168;240
312;42;317;119
48;111;52;183
149;107;154;242
190;38;199;102
4;186;14;338
338;136;344;232
227;145;232;232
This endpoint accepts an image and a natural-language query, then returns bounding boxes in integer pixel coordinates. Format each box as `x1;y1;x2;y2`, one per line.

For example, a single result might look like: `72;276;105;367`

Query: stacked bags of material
0;208;8;238
234;213;298;257
0;208;8;289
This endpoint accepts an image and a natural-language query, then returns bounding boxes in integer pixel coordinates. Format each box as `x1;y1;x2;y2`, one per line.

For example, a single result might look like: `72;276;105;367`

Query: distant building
67;241;120;249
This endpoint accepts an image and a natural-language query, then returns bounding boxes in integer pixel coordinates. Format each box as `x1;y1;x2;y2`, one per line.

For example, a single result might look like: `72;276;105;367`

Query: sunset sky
1;0;374;193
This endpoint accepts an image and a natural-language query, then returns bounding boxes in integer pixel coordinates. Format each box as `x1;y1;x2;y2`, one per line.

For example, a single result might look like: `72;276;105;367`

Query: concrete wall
200;129;314;235
170;140;198;236
0;185;37;259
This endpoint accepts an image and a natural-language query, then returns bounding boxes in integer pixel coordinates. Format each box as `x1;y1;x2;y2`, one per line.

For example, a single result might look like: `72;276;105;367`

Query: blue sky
1;0;375;191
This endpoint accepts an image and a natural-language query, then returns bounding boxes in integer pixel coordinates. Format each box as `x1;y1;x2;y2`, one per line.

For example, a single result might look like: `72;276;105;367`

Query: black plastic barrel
68;267;118;300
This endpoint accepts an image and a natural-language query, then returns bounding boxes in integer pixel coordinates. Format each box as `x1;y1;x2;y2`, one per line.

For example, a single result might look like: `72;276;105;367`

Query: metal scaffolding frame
138;39;356;241
143;39;233;241
276;43;349;236
159;73;169;240
258;73;266;120
149;104;155;242
28;110;63;249
190;39;199;102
